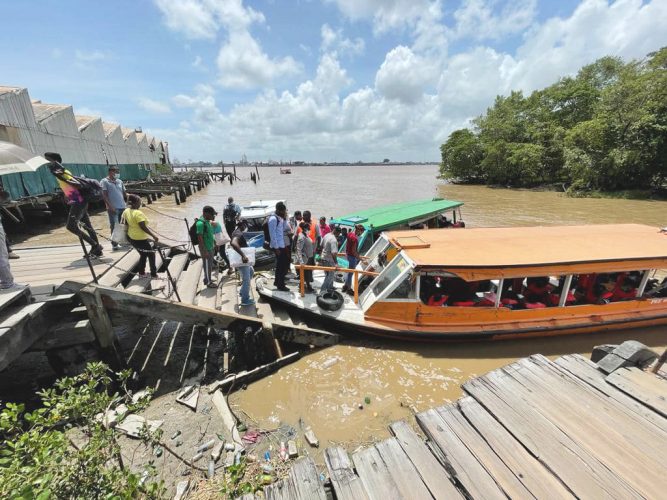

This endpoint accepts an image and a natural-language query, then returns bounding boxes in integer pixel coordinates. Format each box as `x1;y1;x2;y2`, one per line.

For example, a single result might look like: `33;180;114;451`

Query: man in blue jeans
230;218;255;306
100;166;127;250
342;224;365;295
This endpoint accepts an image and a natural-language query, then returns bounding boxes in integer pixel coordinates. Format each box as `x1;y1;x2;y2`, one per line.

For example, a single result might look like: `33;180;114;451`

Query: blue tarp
1;163;150;200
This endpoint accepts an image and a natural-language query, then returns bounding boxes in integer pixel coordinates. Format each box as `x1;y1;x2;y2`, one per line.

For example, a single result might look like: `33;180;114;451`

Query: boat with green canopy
330;197;465;266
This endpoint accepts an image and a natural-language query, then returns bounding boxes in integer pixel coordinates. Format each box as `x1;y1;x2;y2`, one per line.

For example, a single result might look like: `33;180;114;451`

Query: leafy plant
0;362;164;499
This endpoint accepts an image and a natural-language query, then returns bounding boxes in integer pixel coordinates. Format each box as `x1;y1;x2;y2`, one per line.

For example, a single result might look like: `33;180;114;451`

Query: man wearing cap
100;166;127;250
230;218;255;306
197;206;217;288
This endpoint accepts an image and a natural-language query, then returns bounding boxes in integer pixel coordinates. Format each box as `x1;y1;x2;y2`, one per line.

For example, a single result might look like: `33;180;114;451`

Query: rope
143;205;188;221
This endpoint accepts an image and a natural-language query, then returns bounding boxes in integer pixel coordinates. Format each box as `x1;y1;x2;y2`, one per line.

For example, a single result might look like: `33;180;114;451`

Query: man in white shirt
100;166;127;250
319;226;341;294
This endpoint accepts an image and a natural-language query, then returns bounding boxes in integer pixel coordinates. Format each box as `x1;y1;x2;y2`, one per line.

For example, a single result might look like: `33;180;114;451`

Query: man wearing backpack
196;206;218;288
46;152;104;257
268;201;289;291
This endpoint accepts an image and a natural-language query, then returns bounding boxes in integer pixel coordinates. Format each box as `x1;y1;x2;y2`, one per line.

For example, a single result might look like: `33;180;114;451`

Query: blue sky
1;0;665;163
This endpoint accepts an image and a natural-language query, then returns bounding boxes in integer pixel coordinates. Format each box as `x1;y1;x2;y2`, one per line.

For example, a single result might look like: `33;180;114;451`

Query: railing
295;264;379;304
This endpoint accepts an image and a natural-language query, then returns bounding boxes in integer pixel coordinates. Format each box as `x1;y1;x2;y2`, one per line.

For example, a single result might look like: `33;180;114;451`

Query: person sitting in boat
442;278;477;306
611;272;640;301
427;291;448;306
500;279;522;308
439;215;453;228
586;274;616;304
524;277;552;308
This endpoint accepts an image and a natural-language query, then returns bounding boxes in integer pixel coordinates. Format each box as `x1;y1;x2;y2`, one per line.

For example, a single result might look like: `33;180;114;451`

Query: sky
1;0;666;163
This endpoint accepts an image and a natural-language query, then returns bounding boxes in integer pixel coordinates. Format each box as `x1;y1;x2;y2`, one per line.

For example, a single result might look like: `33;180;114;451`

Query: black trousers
129;237;157;276
66;202;99;248
274;249;290;287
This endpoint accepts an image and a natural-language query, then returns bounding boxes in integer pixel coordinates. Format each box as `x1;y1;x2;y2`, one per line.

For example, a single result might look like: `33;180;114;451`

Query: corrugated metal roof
75;115;98;130
31;102;71;123
102;122;120;136
121;127;135;139
0;86;23;96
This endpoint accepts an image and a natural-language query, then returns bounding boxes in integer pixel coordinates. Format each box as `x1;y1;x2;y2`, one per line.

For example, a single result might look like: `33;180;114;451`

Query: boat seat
451;301;475;307
525;302;546;309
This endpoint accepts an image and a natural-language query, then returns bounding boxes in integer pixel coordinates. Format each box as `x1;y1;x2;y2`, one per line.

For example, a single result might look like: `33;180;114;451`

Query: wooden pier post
79;288;125;369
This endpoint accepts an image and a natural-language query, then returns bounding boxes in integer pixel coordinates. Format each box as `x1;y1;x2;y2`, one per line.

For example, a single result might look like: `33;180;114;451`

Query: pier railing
295;264;379;304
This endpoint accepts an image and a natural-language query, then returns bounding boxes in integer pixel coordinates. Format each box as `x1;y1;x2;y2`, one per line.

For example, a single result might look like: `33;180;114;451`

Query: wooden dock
248;352;667;500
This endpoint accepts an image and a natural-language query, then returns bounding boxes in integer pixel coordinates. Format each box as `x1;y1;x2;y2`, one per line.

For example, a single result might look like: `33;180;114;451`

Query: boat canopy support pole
636;270;651;298
494;279;504;308
558;275;573;307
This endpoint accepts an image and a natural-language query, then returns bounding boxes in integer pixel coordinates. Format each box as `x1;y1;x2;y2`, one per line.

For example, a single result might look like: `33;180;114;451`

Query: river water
16;164;667;449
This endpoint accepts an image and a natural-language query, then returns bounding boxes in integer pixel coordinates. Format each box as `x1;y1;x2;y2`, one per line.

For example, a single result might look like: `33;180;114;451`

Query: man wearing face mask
231;218;255;306
100;166;127;250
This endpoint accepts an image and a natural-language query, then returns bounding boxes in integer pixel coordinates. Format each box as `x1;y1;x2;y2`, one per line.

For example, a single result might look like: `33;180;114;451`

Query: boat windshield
362;234;391;271
360;254;414;310
245;217;266;232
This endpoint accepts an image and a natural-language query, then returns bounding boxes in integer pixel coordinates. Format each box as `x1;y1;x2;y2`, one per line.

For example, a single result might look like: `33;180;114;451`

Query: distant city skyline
2;1;666;163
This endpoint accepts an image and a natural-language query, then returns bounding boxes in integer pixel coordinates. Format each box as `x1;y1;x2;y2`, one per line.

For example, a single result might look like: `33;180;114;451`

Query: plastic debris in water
171;430;182;440
264;451;271;461
364;396;371;405
197;439;215;453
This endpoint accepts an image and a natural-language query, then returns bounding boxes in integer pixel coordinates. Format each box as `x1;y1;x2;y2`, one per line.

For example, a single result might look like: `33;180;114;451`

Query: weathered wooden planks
352;445;402;500
0;286;31;314
462;358;647;499
389;421;462;500
264;457;326;500
98;250;139;287
606;366;667;417
0;302;49;371
124;252;164;293
417;407;506;499
374;438;432;500
555;354;667;433
324;447;369;500
176;259;203;305
155;253;189;300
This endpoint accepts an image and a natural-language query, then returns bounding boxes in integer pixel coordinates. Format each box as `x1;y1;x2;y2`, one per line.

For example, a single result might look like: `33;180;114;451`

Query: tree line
439;47;667;194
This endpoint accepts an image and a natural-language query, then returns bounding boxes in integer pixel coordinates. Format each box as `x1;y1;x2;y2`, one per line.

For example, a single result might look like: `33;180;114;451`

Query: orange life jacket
296;222;317;243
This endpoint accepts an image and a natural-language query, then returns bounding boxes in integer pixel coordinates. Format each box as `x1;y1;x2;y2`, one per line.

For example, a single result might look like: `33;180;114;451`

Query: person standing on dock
342;224;365;296
222;197;241;274
124;194;160;278
46;152;104;257
268;201;289;291
319;226;341;294
100;166;126;251
295;221;315;293
231;218;255;306
0;189;22;289
197;206;218;288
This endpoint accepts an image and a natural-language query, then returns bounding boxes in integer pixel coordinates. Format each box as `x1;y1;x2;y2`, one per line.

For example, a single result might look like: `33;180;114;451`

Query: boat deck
248;353;667;499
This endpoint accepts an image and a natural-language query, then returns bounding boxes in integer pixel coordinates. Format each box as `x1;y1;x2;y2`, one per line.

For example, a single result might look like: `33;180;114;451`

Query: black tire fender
316;290;344;311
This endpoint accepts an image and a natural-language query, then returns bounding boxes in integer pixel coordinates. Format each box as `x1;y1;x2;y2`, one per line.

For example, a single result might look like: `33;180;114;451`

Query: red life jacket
427;295;448;307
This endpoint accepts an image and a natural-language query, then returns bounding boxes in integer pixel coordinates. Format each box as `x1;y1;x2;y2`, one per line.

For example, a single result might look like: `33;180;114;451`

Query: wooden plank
264;479;293;500
176;259;203;304
211;390;243;448
374;438;432;500
124;252;164;293
417;407;506;500
352;446;402;500
98;250;140;286
155;253;189;299
555;354;667;433
217;273;238;315
29;319;95;351
207;352;301;393
509;356;666;498
0;286;31;314
389;421;463;500
606;367;667;417
457;396;573;499
196;282;218;309
463;363;642;499
324;447;369;500
287;457;327;500
79;288;124;368
272;325;339;347
0;302;49;371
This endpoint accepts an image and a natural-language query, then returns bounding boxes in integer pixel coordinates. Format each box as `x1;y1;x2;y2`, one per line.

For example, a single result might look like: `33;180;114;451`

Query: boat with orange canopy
256;224;667;341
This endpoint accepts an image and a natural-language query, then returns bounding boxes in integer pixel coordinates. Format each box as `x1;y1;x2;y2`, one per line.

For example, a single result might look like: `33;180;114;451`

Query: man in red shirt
342;224;365;295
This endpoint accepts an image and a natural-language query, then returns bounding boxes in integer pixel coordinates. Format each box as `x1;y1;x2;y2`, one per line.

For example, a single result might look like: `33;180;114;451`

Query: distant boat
280;168;292;174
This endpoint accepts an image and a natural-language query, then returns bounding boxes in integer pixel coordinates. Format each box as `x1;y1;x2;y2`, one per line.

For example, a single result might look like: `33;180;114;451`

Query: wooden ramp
247;354;667;500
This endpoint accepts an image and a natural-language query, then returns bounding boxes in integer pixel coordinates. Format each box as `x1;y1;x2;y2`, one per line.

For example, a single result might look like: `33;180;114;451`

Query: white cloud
192;55;207;71
153;0;218;39
75;49;108;62
321;24;365;56
450;0;537;41
137;98;172;114
375;46;438;104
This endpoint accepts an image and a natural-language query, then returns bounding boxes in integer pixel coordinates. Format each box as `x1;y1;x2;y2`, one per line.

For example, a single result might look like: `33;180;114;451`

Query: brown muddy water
14;164;667;449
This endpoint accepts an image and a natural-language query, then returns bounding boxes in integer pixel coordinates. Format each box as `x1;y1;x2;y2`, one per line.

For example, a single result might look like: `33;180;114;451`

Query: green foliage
0;363;164;499
439;47;667;193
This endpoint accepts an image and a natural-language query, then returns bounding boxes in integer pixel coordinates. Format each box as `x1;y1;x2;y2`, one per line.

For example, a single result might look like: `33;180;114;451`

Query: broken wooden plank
304;428;319;448
324;447;369;500
374;438;432;500
175;384;200;411
207;351;301;393
287;457;327;500
606;367;667;418
0;285;31;314
211;390;243;448
177;259;203;305
352;446;402;500
389;420;463;500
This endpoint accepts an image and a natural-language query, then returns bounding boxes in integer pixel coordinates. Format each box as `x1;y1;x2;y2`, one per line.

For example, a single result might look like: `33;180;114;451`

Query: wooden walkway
247;353;667;500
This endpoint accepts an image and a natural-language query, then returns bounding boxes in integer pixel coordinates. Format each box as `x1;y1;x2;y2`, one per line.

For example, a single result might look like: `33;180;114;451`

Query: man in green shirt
197;205;217;288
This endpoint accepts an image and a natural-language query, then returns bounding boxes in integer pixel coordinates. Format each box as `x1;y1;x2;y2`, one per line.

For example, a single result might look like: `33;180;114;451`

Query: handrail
295;264;379;304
